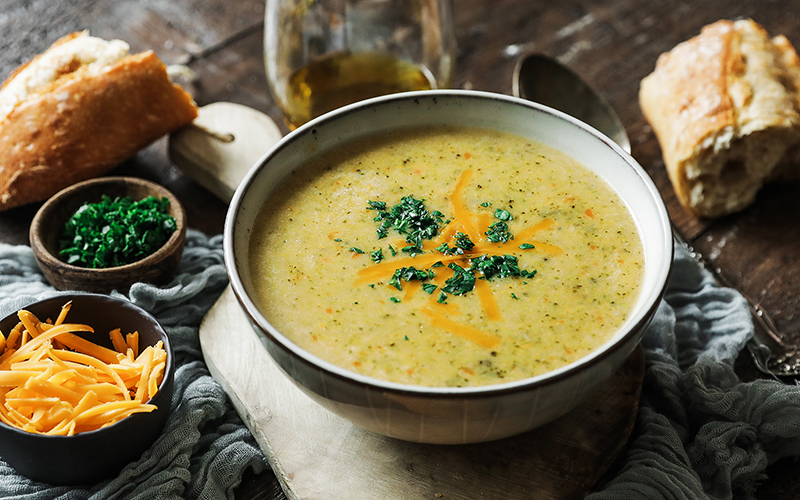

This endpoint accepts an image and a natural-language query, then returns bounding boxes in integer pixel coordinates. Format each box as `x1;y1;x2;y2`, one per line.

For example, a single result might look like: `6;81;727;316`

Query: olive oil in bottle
280;51;436;129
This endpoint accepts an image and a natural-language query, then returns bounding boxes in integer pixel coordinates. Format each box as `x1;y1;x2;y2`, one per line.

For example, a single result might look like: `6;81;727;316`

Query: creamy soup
249;126;643;387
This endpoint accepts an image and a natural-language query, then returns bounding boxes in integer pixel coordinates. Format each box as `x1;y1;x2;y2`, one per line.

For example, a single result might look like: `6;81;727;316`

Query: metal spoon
512;52;795;380
512;54;631;153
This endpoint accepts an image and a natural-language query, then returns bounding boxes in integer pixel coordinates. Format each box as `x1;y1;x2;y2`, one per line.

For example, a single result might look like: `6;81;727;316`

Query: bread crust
0;36;197;211
639;19;800;218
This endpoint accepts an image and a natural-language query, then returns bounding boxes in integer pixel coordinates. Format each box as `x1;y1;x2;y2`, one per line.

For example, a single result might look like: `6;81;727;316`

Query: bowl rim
224;89;674;397
0;292;175;439
29;175;187;275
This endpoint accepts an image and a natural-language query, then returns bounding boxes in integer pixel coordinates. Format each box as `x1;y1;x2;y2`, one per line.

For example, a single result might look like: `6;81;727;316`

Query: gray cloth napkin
1;231;799;500
0;230;268;500
590;241;800;500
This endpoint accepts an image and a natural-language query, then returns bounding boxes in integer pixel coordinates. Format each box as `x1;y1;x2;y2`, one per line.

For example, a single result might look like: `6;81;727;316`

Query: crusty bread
0;31;198;211
639;19;800;218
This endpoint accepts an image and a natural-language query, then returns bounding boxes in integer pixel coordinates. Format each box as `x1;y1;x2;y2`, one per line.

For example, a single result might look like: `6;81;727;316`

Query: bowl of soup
225;90;672;444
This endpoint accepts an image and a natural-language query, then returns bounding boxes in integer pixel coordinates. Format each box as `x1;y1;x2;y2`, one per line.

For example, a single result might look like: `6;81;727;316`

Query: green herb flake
519;243;536;249
333;238;342;242
486;221;513;243
437;292;448;304
389;266;434;290
435;242;462;256
442;263;476;295
369;196;444;251
388;244;397;256
350;247;365;254
370;248;384;263
470;254;521;280
390;297;401;303
494;209;513;221
422;283;438;294
454;232;475;252
58;195;176;269
511;293;519;300
480;202;491;207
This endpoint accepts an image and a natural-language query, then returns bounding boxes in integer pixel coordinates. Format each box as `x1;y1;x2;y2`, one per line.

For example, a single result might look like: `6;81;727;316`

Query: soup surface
249;126;643;387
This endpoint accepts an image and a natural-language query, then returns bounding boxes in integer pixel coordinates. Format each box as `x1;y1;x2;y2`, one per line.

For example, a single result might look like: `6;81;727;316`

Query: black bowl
0;294;174;485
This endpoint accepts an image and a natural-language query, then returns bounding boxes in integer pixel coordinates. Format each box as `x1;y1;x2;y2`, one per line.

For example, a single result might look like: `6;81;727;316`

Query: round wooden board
200;286;644;500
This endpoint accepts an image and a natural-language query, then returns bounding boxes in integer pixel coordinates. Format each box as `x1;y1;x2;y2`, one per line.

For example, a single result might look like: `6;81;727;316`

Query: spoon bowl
512;54;631;154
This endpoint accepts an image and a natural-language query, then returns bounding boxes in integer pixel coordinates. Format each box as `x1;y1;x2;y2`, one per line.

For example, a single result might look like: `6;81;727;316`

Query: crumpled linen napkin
589;242;800;500
0;230;268;500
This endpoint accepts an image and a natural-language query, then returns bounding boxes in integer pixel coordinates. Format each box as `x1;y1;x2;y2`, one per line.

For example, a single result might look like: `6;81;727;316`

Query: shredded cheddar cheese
0;301;167;435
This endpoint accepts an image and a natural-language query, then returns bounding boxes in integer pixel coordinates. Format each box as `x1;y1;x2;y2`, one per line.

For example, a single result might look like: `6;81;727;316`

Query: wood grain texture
200;286;643;500
1;1;800;497
168;102;282;201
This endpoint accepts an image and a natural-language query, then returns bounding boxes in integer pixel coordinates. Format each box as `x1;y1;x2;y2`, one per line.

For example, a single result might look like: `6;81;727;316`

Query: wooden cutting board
173;102;646;499
200;286;645;500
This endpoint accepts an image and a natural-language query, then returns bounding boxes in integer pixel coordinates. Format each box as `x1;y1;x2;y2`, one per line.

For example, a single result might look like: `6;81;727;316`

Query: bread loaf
639;19;800;218
0;31;198;211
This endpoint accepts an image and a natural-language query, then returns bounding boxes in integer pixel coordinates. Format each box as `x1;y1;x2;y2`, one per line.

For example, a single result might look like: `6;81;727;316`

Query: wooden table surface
2;1;800;498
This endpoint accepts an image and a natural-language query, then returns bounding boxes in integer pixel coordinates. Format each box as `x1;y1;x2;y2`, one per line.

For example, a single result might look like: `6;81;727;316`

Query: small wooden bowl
30;177;187;293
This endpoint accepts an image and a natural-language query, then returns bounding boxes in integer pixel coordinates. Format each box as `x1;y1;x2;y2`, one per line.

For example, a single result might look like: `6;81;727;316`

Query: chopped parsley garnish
486;221;513;243
435;231;477;256
390;297;401;303
364;195;539;301
58;195;177;269
470;254;524;280
368;196;444;250
435;242;462;256
333;238;342;242
480;202;491;207
350;247;365;254
389;266;434;291
401;245;423;257
442;263;476;296
511;293;519;300
454;232;475;252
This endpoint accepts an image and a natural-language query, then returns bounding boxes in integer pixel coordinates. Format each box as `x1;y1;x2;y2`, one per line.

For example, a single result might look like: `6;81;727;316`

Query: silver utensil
512;52;797;379
513;54;631;154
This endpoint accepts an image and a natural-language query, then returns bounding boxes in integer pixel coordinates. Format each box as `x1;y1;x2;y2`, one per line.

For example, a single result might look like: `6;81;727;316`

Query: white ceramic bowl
225;90;672;444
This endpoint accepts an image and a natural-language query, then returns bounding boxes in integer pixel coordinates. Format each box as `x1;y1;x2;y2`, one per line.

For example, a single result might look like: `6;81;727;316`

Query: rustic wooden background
1;1;799;498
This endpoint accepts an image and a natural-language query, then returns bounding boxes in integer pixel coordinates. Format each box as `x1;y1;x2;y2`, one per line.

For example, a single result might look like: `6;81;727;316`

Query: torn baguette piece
639;19;800;218
0;31;198;211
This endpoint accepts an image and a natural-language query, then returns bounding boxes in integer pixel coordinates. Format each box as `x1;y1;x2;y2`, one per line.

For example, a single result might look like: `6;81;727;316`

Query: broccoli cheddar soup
249;126;644;387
